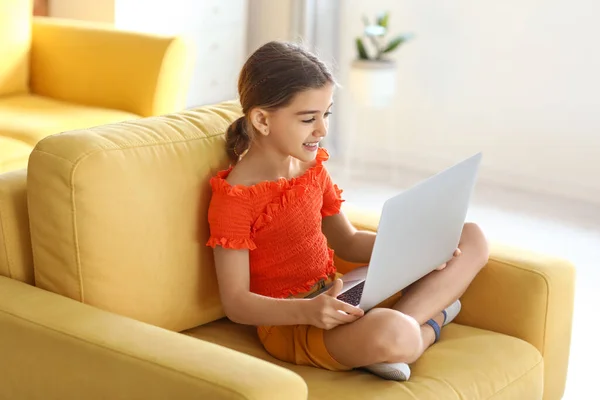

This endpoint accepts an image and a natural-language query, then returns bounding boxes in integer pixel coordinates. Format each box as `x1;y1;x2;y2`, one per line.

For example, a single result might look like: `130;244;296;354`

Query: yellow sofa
0;100;575;399
0;0;193;174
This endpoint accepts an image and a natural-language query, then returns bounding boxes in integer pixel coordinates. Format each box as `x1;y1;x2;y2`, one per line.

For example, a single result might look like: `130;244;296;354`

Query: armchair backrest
27;101;241;332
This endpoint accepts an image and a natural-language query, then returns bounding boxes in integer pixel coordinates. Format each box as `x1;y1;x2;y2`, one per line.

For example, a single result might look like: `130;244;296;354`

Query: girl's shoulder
209;148;331;199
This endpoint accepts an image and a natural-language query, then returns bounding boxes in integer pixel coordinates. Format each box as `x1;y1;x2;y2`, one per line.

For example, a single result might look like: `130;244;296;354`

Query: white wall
246;0;294;54
113;0;248;107
337;0;600;204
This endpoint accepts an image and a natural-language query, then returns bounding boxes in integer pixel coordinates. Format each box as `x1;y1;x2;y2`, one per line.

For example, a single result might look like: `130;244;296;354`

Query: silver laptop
308;152;482;311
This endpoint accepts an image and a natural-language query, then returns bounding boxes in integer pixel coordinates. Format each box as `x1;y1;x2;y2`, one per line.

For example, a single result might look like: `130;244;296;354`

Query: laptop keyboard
337;281;365;306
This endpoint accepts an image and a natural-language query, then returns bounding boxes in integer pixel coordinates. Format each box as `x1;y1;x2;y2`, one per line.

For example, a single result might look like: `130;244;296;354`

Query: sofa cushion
0;138;32;174
185;319;544;399
0;0;31;96
0;169;34;284
0;94;139;146
27;100;242;332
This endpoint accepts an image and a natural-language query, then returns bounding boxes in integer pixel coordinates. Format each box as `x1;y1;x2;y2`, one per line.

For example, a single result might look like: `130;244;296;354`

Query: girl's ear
249;108;270;136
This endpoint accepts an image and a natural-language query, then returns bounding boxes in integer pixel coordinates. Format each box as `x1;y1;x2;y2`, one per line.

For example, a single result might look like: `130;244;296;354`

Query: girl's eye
302;111;333;124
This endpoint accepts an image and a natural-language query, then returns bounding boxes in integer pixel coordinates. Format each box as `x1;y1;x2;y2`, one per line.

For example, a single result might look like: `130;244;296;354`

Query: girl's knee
366;309;422;363
462;222;483;240
462;222;490;265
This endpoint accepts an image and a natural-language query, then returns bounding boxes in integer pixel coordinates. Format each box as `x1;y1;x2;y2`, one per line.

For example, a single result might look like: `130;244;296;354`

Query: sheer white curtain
291;0;343;154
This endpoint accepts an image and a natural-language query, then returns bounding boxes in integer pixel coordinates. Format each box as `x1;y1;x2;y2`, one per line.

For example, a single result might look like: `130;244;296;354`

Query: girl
207;41;489;381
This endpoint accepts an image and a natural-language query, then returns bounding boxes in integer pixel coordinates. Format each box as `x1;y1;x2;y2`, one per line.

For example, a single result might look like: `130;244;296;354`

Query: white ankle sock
364;362;411;381
443;299;462;326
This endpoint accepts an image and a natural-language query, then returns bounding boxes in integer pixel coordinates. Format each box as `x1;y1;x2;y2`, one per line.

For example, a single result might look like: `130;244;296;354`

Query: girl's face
259;84;334;163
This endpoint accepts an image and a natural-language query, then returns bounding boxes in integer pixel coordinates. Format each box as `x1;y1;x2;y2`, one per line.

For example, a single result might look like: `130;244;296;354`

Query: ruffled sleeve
206;175;257;250
317;150;344;217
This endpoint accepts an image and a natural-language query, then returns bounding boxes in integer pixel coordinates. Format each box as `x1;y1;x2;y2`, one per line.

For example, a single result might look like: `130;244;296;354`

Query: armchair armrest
340;204;576;400
0;276;307;400
30;17;194;117
458;243;575;400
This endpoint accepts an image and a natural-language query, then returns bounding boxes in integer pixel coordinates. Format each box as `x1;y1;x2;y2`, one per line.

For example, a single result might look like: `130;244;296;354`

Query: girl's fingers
332;311;361;324
334;300;364;317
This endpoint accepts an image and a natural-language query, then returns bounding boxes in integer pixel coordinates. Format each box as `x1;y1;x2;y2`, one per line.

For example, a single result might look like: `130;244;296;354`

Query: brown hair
225;41;336;162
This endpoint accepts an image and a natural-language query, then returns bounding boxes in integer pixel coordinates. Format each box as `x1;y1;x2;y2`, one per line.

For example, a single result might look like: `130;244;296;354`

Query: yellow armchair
0;101;575;399
0;1;193;174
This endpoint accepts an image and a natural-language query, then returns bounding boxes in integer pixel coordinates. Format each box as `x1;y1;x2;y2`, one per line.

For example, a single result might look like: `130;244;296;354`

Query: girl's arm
213;247;364;328
322;212;376;264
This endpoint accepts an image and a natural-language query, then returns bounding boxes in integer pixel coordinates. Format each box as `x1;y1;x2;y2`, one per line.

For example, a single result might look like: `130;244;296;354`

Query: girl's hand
305;279;365;330
436;248;462;271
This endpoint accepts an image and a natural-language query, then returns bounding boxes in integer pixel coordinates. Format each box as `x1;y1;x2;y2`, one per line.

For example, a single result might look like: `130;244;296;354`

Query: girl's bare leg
324;308;446;368
393;223;490;325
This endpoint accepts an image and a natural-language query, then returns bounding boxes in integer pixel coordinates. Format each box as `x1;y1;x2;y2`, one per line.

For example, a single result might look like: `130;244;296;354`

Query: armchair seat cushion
0;94;139;146
185;318;543;399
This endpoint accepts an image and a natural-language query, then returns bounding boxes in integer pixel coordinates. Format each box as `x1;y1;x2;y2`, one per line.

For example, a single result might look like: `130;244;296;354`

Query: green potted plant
350;12;412;107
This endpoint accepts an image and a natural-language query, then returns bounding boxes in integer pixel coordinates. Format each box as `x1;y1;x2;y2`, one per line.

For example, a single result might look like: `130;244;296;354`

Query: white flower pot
349;60;397;108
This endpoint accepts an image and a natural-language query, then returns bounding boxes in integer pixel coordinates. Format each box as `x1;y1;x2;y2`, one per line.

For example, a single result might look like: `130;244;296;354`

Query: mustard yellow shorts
256;272;403;371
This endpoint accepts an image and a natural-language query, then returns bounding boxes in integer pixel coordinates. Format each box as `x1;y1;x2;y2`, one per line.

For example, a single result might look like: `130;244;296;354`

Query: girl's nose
314;120;327;138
